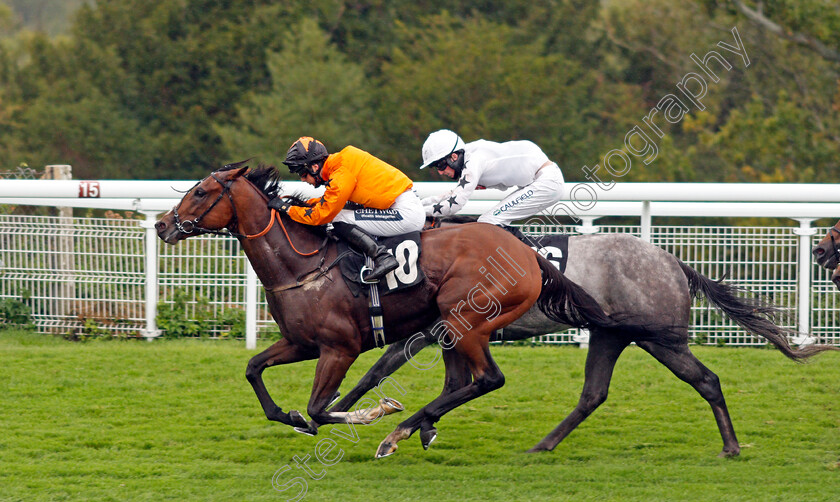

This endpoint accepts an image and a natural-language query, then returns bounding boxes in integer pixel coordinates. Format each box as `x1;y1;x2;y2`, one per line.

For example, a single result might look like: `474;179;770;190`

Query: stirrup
360;265;379;284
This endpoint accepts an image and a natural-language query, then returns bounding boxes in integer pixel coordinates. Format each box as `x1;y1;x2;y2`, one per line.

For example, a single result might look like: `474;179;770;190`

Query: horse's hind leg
418;347;473;449
636;340;740;457
376;340;504;458
528;329;629;453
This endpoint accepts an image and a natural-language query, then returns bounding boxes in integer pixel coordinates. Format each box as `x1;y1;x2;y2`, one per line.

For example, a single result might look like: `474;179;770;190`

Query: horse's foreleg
636;340;740;457
330;333;433;413
245;338;315;427
528;330;628;453
293;348;395;428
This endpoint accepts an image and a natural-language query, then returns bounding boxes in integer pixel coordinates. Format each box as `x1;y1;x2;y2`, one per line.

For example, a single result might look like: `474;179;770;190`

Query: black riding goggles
432;157;450;171
285;162;311;176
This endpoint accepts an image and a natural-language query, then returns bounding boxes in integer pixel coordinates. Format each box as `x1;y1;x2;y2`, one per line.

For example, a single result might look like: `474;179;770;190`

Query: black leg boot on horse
331;221;398;282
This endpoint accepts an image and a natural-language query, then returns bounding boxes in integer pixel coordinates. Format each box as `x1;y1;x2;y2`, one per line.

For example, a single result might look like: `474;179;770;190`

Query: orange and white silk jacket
287;146;413;226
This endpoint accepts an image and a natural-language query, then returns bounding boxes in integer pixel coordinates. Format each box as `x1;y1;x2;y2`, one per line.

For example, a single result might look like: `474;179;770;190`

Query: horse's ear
231;165;250;179
224;158;253;171
223;158;253;179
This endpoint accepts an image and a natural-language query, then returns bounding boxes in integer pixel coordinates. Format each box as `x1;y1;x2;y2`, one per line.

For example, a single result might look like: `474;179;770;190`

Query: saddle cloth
499;225;569;273
525;233;569;273
338;232;424;297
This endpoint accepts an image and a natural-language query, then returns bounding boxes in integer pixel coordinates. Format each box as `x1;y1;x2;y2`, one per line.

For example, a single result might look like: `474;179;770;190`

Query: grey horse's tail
535;254;676;342
677;259;838;361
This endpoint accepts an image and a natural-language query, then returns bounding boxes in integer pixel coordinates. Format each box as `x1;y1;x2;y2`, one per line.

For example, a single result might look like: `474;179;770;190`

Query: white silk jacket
422;139;550;216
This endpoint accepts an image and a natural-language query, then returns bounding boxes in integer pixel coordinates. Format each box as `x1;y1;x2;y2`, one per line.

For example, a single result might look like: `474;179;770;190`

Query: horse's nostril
812;247;824;257
155;221;166;231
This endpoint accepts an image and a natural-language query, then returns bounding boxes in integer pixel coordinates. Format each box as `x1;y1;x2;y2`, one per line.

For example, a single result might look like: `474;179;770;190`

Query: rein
175;169;349;293
245;207;327;257
174;172;328;256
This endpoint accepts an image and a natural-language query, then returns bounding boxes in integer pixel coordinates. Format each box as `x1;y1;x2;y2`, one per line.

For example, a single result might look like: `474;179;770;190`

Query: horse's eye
194;188;206;197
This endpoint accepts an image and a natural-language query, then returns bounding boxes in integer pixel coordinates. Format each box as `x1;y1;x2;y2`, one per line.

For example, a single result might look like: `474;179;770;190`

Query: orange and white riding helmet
283;136;329;175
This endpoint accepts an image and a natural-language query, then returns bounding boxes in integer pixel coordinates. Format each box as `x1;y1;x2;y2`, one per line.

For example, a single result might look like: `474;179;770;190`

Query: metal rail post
140;211;162;340
246;261;257;349
578;216;600;235
45;165;74;319
640;200;652;242
793;218;817;344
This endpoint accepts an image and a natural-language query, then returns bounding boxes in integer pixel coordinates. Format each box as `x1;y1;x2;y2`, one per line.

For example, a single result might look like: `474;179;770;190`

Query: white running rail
2;180;839;348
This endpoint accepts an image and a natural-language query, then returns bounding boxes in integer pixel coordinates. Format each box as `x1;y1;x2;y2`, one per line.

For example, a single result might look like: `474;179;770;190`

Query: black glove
268;197;292;213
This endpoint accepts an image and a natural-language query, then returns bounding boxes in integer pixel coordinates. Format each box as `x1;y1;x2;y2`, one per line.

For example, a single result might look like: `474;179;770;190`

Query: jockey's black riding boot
331;222;398;282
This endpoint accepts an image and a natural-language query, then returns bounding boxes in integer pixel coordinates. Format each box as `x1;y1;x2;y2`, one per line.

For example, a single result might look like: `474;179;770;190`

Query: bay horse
154;163;657;458
330;216;839;457
812;220;840;289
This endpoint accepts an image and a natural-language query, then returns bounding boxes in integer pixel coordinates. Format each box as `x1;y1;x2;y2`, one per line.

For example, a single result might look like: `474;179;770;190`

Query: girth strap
265;251;354;294
366;255;387;349
267;269;329;294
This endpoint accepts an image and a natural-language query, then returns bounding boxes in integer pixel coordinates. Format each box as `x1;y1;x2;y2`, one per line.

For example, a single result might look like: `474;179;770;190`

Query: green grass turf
1;329;839;501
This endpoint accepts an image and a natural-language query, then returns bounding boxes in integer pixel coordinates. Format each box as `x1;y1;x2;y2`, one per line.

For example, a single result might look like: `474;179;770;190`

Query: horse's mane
220;161;313;208
440;215;478;224
237;163;283;199
276;190;314;207
222;161;326;236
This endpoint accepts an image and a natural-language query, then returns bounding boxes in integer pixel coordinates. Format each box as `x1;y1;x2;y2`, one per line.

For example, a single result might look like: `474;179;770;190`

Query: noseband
173;173;239;237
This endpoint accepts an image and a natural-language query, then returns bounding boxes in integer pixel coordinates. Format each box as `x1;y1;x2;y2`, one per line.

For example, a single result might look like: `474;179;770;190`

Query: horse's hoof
420;427;437;450
294;425;318;436
526;443;551;453
289;410;309;428
380;397;404;414
375;440;398;459
376;428;410;458
718;448;740;458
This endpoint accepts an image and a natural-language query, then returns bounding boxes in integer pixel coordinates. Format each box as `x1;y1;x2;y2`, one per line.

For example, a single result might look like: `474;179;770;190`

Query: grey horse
330;229;838;457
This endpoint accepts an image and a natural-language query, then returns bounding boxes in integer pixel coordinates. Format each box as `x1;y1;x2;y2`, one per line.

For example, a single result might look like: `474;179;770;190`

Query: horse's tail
535;254;672;341
677;259;839;361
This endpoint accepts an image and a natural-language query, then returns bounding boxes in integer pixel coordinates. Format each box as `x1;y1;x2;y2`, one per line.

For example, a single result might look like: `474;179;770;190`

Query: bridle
173;173;238;237
172;171;327;256
171;169;358;294
827;225;840;265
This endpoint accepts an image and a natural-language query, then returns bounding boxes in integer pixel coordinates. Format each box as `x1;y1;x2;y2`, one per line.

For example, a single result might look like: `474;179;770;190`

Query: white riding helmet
419;129;465;169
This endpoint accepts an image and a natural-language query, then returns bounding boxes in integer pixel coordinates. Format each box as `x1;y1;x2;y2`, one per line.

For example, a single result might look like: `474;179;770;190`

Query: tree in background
600;0;839;183
1;0;90;36
216;18;377;175
713;0;840;64
66;0;297;178
0;0;837;184
0;3;14;34
376;14;645;180
0;0;296;178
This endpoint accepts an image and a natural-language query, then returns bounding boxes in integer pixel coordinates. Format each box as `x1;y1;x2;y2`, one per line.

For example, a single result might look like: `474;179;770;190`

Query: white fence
2;180;840;348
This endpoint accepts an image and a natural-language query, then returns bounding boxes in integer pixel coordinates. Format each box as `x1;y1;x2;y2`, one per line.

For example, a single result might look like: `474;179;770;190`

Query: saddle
338;231;424;298
335;231;424;349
